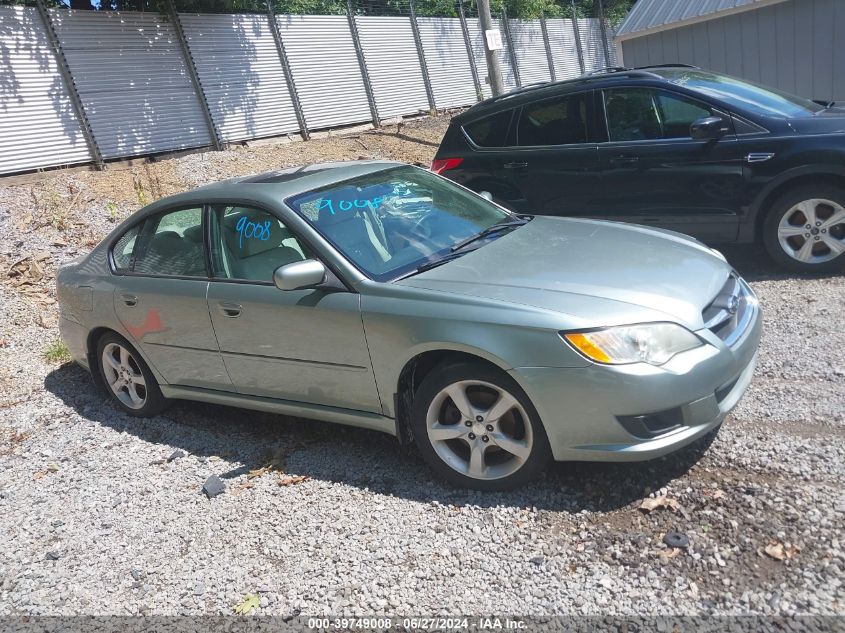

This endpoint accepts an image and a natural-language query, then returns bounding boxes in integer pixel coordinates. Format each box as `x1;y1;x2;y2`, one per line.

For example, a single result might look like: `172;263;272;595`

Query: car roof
140;160;404;214
452;65;699;123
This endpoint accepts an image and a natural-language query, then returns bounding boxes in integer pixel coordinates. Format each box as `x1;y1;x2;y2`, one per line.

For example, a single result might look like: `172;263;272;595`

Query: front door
594;87;745;243
205;205;382;413
111;206;232;390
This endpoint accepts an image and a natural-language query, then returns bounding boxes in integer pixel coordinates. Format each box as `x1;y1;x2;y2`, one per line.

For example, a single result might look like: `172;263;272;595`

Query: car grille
702;274;756;347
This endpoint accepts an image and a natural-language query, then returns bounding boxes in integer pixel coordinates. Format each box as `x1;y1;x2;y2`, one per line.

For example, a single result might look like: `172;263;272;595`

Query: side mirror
690;116;726;140
479;191;494;201
273;259;326;291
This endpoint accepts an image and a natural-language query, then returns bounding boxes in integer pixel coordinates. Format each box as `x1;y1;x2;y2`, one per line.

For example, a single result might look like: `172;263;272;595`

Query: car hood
397;217;731;329
787;111;845;135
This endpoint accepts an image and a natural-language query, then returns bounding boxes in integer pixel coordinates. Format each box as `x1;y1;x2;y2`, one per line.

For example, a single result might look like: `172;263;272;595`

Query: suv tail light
431;157;463;174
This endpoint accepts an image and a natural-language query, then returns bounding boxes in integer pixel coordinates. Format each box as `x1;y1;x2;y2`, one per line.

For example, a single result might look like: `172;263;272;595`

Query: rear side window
463;110;513;147
516;92;589;146
111;224;139;272
133;207;207;278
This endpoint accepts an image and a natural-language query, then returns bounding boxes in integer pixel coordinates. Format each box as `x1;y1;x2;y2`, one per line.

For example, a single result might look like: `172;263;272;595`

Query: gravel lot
0;116;843;617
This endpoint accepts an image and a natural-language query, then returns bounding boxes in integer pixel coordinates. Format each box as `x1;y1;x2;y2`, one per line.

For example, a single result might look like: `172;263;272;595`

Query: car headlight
562;323;702;366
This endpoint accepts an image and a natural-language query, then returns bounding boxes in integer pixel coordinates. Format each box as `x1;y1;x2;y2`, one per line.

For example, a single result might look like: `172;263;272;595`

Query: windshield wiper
450;217;529;252
392;250;473;280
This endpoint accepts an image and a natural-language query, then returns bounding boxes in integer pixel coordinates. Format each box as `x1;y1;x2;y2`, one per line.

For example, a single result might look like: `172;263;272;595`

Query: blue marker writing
236;216;272;249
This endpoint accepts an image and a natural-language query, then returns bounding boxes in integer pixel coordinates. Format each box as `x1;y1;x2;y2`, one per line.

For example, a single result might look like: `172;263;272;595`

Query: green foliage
27;0;634;23
43;340;71;364
233;594;261;615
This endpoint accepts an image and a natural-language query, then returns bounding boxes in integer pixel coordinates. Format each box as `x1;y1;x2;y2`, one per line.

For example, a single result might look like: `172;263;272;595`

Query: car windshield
654;69;825;118
286;166;514;281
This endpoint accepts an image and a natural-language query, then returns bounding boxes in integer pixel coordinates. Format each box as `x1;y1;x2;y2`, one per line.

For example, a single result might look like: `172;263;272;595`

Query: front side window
604;88;713;141
286;166;512;282
209;206;312;283
516;92;589;146
133;207;206;277
463;110;513;147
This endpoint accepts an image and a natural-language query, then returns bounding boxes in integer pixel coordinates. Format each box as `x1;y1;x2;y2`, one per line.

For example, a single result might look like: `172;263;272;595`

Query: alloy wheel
101;342;147;410
425;380;533;481
777;198;845;264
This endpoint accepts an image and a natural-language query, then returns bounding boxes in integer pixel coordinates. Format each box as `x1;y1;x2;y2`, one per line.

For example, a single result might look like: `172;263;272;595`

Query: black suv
433;65;845;272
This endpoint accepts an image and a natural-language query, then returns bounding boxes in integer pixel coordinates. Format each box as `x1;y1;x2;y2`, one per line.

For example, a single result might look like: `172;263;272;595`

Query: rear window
462;110;513;147
111;224;139;272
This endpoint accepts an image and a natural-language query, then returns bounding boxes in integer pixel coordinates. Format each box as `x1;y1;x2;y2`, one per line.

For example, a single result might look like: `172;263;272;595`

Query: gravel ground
0;116;844;617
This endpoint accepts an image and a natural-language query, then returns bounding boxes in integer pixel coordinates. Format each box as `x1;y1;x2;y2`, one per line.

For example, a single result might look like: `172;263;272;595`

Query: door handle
610;155;639;166
503;161;528;169
120;294;138;307
218;302;242;318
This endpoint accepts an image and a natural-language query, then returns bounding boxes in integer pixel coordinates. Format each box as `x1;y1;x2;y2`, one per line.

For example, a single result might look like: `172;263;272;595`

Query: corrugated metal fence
0;4;614;176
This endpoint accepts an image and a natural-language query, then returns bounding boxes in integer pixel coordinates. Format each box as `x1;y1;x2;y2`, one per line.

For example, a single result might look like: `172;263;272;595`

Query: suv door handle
503;161;528;169
218;302;242;318
120;294;138;307
610;154;639;166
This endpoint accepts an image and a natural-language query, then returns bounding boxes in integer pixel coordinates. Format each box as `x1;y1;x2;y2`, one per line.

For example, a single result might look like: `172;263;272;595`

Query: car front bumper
510;302;762;462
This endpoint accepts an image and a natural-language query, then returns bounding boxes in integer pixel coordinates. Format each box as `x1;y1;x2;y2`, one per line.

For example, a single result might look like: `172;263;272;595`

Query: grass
43;340;71;364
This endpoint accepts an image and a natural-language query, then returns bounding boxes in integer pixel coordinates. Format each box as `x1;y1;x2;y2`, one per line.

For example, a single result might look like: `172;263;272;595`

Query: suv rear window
463;110;513;147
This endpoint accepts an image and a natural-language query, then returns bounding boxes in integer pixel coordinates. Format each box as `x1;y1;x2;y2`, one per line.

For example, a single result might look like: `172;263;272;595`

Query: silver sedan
57;161;762;489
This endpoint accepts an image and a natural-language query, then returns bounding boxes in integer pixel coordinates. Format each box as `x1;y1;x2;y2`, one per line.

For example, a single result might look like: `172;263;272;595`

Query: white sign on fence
485;29;503;51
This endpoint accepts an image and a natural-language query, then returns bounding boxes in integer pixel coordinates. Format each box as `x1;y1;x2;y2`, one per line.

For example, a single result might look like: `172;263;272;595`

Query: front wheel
762;185;845;273
410;361;552;490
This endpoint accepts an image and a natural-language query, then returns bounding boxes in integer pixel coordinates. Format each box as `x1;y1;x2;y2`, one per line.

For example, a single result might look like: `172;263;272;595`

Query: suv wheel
410;361;551;490
763;185;845;272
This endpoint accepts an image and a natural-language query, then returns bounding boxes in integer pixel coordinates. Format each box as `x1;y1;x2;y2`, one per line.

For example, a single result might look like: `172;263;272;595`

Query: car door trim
159;384;396;435
218;348;369;372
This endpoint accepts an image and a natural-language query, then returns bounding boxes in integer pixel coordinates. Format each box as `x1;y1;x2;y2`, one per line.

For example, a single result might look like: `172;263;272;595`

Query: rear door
594;86;745;242
110;206;232;390
499;90;601;215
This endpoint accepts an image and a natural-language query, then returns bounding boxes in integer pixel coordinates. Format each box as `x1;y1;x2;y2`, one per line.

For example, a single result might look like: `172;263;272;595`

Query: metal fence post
596;0;611;66
266;1;309;140
35;0;104;170
539;14;556;82
458;0;483;102
500;5;520;87
167;0;222;151
570;0;586;74
409;0;437;114
346;0;380;127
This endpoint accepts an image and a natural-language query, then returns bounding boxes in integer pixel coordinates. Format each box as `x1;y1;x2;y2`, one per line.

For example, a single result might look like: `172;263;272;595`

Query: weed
43;340;71;363
106;201;119;222
132;175;148;207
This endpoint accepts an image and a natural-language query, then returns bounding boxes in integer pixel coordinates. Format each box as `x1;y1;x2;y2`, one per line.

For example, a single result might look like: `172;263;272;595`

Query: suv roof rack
484;81;551;103
580;68;662;81
584;66;631;75
635;63;700;70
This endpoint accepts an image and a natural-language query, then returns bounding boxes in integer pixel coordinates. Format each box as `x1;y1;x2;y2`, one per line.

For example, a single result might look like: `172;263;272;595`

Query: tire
96;332;168;417
762;184;845;273
410;361;552;491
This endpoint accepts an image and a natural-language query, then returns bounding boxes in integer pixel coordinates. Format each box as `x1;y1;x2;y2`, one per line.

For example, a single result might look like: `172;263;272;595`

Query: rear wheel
96;332;168;417
763;185;845;272
410;361;551;490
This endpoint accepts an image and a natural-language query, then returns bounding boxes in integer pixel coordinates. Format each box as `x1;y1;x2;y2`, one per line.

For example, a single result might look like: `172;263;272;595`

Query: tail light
431;157;463;174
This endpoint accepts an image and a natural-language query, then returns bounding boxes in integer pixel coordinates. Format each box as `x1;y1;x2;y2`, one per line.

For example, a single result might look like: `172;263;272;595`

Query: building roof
615;0;789;41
